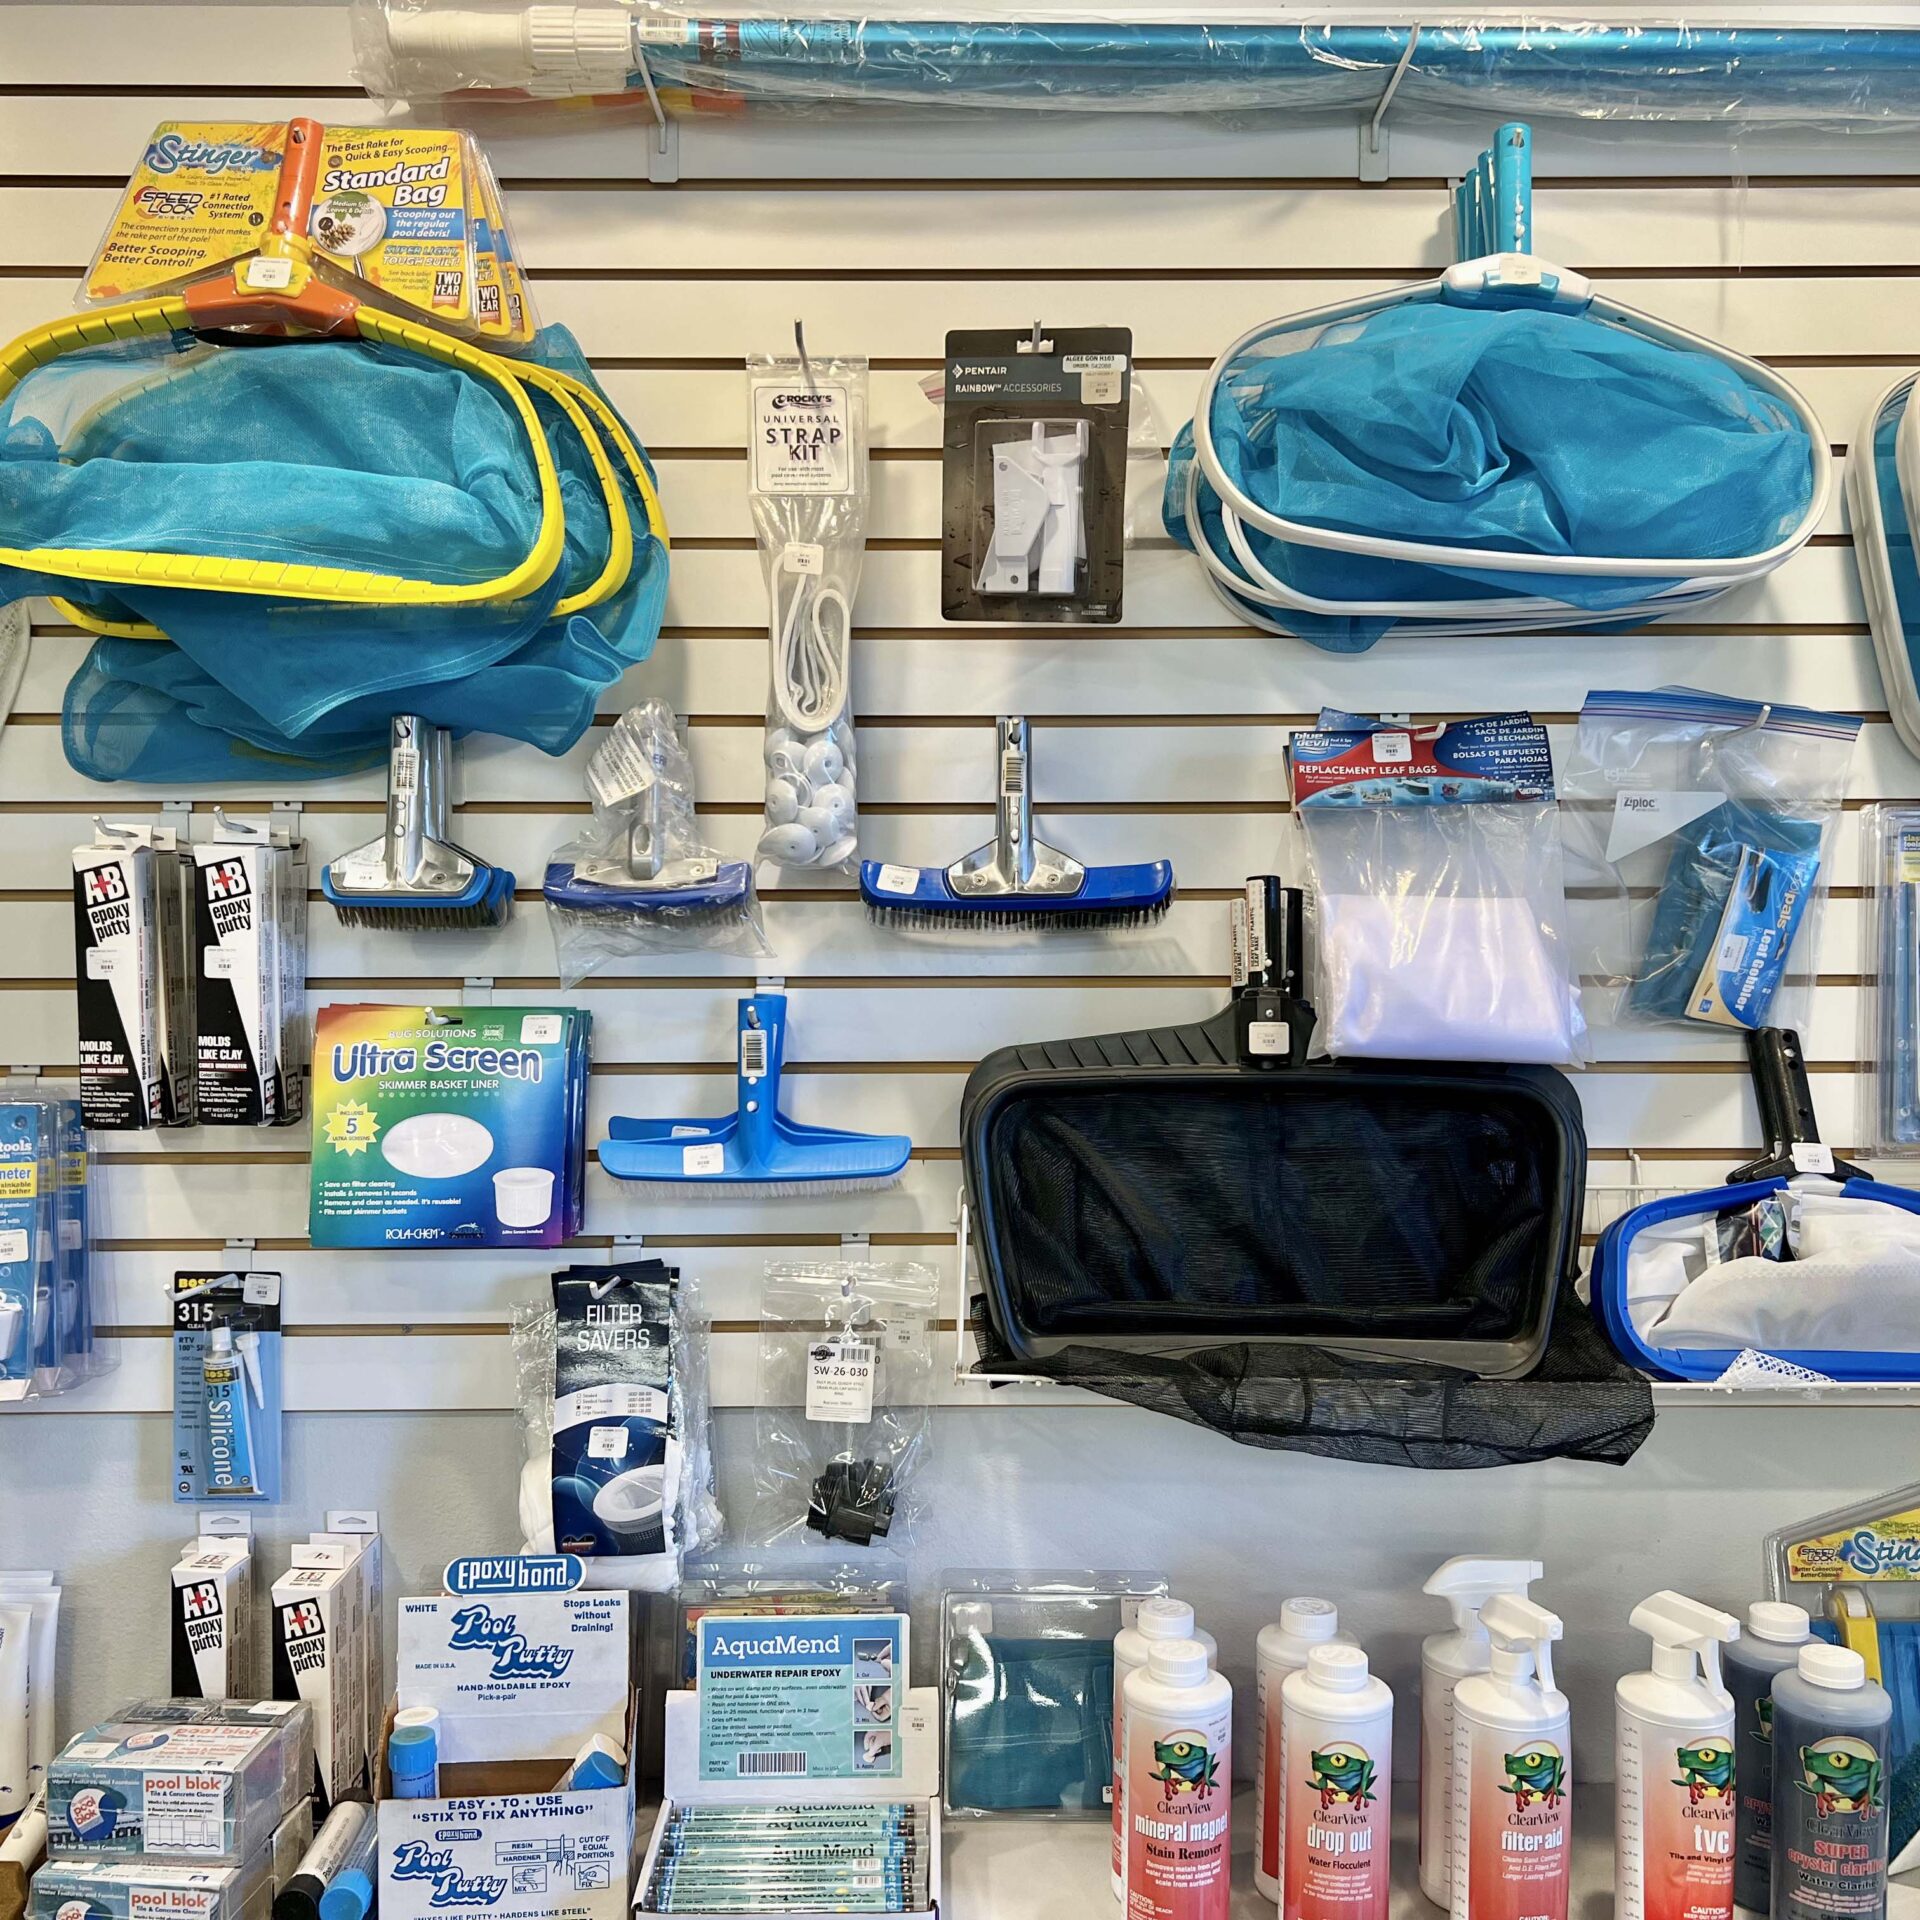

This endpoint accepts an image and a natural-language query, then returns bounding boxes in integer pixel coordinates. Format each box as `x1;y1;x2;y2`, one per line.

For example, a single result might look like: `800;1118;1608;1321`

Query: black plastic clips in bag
960;878;1653;1469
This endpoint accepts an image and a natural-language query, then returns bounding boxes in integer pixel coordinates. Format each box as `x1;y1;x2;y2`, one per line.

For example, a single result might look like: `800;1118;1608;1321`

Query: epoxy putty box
47;1700;312;1864
308;1006;589;1249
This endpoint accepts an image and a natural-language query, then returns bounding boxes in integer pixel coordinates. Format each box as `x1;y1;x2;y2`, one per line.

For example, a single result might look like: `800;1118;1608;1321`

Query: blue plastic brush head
860;857;1174;929
598;991;911;1191
542;859;752;917
322;861;515;930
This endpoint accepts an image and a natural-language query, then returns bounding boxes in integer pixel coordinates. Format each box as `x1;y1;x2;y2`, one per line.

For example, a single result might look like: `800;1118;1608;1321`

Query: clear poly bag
513;1256;722;1590
752;1261;939;1551
1866;804;1920;1155
1287;715;1585;1067
750;352;869;875
1562;689;1861;1035
545;698;769;983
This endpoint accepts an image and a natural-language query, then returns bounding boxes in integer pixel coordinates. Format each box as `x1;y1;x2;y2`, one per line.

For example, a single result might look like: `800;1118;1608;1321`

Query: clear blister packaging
545;700;769;982
1287;713;1585;1067
353;5;1920;128
941;327;1131;625
752;1263;939;1551
0;1081;111;1404
1865;803;1920;1156
513;1256;722;1591
750;350;868;875
939;1570;1168;1819
1562;689;1861;1036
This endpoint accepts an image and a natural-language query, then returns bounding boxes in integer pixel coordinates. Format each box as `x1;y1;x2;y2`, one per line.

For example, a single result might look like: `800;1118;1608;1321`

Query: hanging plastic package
1591;1031;1920;1382
1163;125;1824;651
960;879;1652;1469
1862;804;1920;1156
750;349;868;874
512;1256;722;1591
750;1262;939;1551
1287;712;1584;1066
544;699;770;982
1562;690;1859;1035
0;118;667;781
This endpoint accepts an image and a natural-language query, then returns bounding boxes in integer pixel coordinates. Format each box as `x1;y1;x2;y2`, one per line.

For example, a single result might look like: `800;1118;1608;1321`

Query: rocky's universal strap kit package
380;1557;636;1920
172;1275;284;1506
941;326;1131;623
636;1610;940;1920
308;1005;589;1248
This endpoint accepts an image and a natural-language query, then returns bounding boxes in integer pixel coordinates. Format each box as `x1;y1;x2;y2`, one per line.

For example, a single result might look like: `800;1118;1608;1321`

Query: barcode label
741;1029;769;1078
737;1751;808;1777
391;748;420;794
1000;750;1025;797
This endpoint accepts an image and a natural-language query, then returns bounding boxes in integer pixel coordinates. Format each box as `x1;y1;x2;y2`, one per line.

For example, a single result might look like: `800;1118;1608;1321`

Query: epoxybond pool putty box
308;1007;588;1249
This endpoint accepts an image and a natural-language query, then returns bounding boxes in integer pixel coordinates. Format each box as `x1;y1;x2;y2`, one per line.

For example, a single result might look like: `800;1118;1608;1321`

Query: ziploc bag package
1563;689;1860;1034
47;1700;311;1863
308;1006;588;1248
939;1571;1166;1818
1288;712;1585;1066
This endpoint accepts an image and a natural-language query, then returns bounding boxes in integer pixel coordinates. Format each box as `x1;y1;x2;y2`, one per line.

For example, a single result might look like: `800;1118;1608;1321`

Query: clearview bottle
1770;1644;1891;1920
1113;1598;1218;1900
1123;1638;1232;1920
1280;1643;1392;1920
1727;1601;1812;1919
1254;1597;1350;1903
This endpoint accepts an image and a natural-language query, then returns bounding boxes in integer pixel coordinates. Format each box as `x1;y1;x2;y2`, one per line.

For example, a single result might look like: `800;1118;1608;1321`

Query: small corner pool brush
859;715;1173;929
322;715;515;930
599;984;910;1194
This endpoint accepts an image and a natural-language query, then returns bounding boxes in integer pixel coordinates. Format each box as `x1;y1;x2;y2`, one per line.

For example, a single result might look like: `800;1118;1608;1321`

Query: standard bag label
751;379;853;496
805;1338;876;1422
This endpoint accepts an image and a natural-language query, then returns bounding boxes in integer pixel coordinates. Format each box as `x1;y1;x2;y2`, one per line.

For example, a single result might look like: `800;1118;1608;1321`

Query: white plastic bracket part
223;1237;257;1275
977;420;1090;596
632;41;680;183
8;1066;40;1084
199;1508;255;1538
162;797;193;843
756;975;787;996
270;800;304;844
463;975;496;1007
1358;24;1420;183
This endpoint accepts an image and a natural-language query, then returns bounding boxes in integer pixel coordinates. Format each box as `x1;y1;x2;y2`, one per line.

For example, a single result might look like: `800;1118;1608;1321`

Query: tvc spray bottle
1616;1592;1741;1920
1419;1556;1544;1907
1112;1599;1218;1900
1450;1593;1571;1920
1726;1602;1812;1919
1280;1644;1392;1920
1254;1598;1350;1903
1122;1638;1233;1920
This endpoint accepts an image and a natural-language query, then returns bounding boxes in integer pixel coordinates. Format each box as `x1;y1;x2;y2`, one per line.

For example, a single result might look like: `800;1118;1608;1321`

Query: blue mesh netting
0;324;664;780
1166;301;1816;651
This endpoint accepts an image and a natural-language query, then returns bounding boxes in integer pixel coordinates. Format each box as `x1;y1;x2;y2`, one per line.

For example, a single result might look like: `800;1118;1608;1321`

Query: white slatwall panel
6;1;1920;1418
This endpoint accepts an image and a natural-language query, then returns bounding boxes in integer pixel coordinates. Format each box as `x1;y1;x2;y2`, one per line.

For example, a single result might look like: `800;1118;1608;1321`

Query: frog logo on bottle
1502;1744;1567;1809
1675;1737;1735;1805
1798;1737;1882;1818
1151;1734;1219;1800
1307;1745;1378;1810
1755;1695;1775;1743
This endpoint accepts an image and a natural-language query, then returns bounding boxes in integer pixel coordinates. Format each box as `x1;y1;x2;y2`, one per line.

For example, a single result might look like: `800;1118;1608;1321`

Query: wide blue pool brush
600;987;911;1194
860;716;1173;929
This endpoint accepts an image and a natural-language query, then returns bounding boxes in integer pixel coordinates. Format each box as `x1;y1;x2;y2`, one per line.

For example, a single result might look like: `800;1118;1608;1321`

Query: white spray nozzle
1630;1590;1740;1701
1479;1592;1563;1695
1424;1556;1546;1635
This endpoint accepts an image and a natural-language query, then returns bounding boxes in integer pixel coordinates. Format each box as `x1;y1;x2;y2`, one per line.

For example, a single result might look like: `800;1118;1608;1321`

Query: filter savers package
308;1006;588;1248
1563;690;1859;1034
514;1259;720;1591
752;1263;939;1550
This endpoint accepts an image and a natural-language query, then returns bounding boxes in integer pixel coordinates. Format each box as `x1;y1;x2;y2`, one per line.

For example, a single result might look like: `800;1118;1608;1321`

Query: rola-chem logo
1799;1736;1882;1818
1501;1743;1566;1810
1306;1743;1378;1810
1151;1732;1219;1802
391;1842;507;1908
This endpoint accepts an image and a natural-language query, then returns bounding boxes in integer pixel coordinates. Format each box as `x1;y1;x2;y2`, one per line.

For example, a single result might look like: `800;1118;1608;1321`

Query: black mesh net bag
960;972;1654;1470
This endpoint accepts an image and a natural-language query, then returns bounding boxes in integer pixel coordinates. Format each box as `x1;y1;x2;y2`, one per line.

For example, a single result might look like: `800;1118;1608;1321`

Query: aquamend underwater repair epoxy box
307;1007;588;1249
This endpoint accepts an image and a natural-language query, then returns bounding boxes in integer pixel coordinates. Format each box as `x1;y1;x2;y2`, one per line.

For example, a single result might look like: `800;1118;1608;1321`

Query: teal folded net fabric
1166;300;1815;651
0;324;666;780
946;1634;1113;1813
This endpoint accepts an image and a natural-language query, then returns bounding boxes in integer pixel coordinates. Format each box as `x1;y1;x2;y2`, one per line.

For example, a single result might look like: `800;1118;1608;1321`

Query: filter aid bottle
1255;1598;1350;1903
1123;1639;1233;1920
1419;1556;1544;1907
1727;1601;1812;1919
1770;1644;1891;1920
1112;1599;1219;1900
1450;1593;1571;1920
1616;1591;1741;1920
1279;1644;1392;1920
